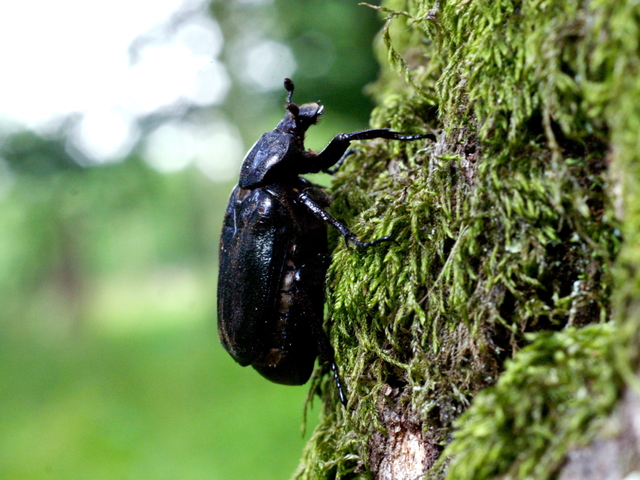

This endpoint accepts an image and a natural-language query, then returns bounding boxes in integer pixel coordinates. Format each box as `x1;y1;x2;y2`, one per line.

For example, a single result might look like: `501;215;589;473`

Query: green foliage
211;0;383;142
294;0;640;478
0;156;222;330
1;130;81;175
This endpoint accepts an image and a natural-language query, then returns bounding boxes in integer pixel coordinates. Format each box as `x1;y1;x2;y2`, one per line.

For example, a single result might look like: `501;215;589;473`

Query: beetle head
288;102;324;131
282;78;324;133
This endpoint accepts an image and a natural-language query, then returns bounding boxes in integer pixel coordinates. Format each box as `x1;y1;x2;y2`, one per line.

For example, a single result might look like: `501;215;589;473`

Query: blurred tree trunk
293;1;640;479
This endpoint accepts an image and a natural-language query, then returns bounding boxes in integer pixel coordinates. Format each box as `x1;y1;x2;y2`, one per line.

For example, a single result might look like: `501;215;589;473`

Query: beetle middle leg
298;191;391;248
325;148;357;175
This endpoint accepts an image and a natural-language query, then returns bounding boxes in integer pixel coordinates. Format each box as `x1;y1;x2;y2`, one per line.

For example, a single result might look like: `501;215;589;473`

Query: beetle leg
298;191;391;248
307;315;348;407
342;128;435;143
325;148;357;175
306;312;347;406
311;129;434;172
287;277;348;407
331;362;347;407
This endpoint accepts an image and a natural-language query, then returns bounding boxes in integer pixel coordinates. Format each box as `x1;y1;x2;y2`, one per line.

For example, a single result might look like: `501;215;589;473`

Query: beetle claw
331;362;348;407
345;233;393;248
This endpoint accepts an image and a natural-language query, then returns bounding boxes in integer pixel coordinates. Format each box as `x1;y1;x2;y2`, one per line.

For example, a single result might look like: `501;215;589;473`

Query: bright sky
0;0;299;180
0;0;246;178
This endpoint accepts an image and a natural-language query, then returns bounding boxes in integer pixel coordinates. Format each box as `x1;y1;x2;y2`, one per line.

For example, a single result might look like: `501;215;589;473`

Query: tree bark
293;1;640;479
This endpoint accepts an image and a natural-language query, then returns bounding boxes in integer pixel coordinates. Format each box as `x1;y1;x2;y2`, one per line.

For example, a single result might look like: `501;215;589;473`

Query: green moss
436;324;622;480
293;0;640;479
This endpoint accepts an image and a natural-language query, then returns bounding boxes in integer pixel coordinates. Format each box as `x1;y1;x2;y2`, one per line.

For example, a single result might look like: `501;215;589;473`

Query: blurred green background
0;0;382;478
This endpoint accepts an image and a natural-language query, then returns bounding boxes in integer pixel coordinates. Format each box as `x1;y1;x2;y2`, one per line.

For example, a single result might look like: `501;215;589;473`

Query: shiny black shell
216;78;430;401
239;131;292;188
217;180;329;385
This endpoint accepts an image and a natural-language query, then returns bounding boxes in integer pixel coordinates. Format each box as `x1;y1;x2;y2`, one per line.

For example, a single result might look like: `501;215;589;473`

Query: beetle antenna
284;78;294;104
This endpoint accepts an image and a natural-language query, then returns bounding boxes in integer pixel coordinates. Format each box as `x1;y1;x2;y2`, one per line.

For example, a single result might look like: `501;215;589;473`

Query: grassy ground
0;320;318;480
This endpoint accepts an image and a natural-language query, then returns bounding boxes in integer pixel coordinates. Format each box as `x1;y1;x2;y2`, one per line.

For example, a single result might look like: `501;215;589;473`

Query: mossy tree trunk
294;1;640;479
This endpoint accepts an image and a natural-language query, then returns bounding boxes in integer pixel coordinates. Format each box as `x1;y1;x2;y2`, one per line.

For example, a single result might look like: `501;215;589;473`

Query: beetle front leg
299;191;391;248
311;129;434;172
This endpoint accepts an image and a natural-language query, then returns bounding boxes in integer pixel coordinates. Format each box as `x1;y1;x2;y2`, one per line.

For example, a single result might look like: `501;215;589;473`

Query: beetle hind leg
330;352;348;406
308;314;348;407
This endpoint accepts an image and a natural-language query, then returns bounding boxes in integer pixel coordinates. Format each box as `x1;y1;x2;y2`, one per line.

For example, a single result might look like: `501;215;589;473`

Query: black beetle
217;78;430;406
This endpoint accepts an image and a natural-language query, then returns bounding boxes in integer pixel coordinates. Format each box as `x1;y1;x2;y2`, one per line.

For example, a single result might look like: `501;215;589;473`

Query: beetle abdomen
251;257;318;385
